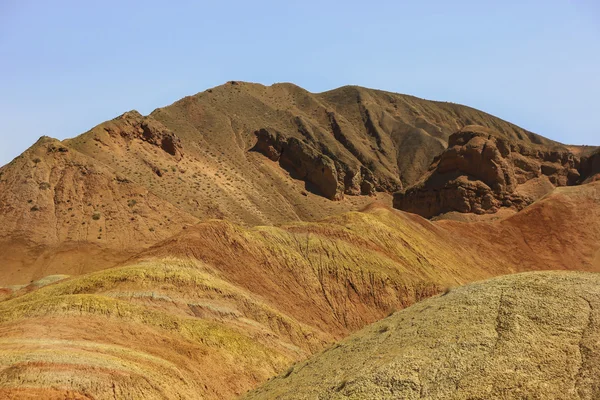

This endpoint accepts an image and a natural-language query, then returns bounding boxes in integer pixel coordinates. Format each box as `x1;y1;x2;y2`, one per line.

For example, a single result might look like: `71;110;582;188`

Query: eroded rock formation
104;111;184;159
393;126;582;218
580;149;600;183
251;128;387;199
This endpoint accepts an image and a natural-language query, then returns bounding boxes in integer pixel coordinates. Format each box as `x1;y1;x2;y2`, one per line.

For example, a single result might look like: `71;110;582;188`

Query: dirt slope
0;259;310;400
142;182;600;338
0;182;598;399
245;271;600;400
440;182;600;273
0;137;198;284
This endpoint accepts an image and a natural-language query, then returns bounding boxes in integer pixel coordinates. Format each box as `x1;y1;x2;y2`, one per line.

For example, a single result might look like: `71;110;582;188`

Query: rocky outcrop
394;126;580;218
104;111;184;159
251;128;394;200
580;149;600;183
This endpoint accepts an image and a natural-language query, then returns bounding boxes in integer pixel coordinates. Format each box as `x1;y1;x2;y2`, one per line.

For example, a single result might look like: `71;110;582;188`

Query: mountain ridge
1;81;597;284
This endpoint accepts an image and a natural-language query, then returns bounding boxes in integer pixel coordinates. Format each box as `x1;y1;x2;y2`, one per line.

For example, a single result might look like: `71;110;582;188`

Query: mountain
0;82;599;399
66;81;565;219
0;82;593;284
245;271;600;400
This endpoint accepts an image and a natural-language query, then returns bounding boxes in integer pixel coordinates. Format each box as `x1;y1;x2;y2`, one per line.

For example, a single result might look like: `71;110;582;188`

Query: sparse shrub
30;205;40;212
92;212;101;220
335;379;348;392
39;182;51;190
33;158;41;164
127;199;137;207
378;325;389;333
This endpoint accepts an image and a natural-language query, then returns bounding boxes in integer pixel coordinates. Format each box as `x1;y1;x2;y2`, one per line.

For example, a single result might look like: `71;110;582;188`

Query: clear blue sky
1;1;599;166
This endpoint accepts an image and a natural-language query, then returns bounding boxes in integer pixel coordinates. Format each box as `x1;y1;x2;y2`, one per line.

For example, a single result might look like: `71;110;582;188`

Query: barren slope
0;137;198;284
0;82;598;398
245;271;600;400
0;182;598;399
64;81;564;227
0;259;310;400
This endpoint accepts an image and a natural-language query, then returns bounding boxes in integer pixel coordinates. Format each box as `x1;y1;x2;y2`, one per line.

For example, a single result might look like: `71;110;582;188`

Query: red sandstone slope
140;180;600;339
0;137;198;284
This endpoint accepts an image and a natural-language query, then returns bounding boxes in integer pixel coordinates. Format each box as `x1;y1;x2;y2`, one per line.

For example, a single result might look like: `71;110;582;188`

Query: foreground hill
245;271;600;400
0;181;598;399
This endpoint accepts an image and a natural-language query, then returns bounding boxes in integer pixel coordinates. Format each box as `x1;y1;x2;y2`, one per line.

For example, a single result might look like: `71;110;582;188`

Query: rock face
251;128;382;199
580;149;600;183
245;271;600;400
394;126;581;218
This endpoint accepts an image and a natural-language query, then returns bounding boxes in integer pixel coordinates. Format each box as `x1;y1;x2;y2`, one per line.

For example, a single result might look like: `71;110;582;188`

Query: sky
0;0;599;166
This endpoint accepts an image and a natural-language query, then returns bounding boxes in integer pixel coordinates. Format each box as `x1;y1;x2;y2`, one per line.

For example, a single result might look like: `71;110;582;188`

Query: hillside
64;81;566;227
1;82;589;283
0;137;198;284
0;181;598;399
245;271;600;400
